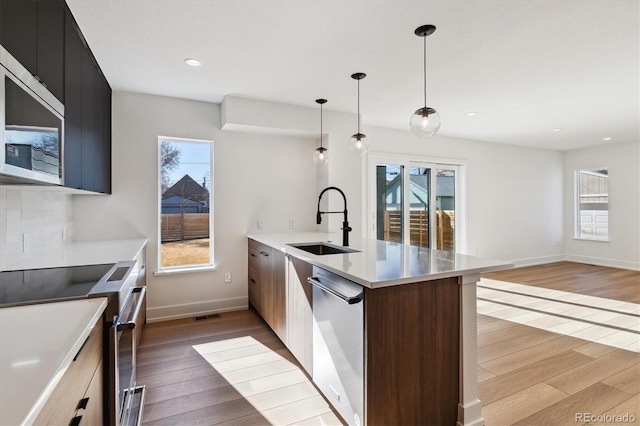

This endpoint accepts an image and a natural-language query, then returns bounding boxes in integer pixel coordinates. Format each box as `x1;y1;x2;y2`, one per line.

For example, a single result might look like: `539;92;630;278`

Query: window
158;137;214;271
368;153;463;252
575;168;608;241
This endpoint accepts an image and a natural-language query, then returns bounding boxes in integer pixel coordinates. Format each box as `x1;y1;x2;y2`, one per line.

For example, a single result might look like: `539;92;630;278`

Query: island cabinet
247;237;462;425
248;239;286;342
248;238;314;375
363;277;460;425
34;316;104;425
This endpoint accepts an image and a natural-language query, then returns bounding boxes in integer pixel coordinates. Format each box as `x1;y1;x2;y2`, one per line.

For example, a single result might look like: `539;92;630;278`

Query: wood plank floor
480;262;639;425
138;262;639;425
137;310;344;425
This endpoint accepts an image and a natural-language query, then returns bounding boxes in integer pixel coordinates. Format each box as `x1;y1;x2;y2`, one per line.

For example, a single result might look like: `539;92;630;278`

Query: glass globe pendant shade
348;132;369;156
313;147;328;165
410;107;441;138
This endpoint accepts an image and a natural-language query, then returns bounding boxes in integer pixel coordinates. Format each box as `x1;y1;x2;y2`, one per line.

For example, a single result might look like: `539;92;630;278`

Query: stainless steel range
0;260;147;426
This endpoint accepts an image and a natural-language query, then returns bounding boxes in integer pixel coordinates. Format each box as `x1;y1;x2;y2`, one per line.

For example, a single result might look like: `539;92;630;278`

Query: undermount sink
287;242;360;256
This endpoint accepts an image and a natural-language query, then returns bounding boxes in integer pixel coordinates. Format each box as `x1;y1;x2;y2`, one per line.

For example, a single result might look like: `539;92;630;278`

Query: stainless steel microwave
0;45;64;185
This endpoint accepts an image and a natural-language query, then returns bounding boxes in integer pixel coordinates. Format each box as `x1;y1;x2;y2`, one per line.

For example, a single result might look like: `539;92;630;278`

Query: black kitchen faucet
316;186;352;247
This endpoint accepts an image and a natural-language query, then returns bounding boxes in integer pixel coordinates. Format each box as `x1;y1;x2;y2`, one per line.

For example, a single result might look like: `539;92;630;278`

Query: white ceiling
66;0;639;151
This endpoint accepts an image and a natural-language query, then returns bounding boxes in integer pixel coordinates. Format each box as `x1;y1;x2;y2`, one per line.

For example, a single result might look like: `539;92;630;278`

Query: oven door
114;286;146;426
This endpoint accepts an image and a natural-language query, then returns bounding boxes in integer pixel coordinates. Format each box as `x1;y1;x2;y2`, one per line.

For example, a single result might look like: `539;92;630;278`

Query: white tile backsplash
0;188;72;269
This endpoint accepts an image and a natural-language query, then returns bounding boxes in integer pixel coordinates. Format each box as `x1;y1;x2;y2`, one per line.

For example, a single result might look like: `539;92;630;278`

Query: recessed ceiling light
603;137;612;141
466;112;477;117
551;128;562;132
184;58;201;67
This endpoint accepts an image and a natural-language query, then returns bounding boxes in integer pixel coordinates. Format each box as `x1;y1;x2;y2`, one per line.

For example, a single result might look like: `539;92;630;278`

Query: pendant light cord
357;79;361;133
423;34;427;109
320;103;323;148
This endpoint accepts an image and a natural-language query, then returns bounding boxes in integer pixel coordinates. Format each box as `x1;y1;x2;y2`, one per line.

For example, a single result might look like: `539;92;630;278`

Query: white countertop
1;238;147;272
248;232;512;288
0;298;108;425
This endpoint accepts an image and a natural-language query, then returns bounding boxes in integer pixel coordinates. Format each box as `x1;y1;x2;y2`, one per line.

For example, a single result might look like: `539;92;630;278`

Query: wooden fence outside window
161;213;210;242
384;210;455;250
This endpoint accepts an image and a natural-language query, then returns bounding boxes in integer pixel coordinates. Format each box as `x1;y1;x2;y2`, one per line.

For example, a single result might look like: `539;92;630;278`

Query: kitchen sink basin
287;242;360;256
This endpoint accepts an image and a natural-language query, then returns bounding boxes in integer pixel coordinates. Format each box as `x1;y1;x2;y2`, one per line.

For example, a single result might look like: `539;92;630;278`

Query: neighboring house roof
163;174;209;204
161;195;203;207
386;174;455;206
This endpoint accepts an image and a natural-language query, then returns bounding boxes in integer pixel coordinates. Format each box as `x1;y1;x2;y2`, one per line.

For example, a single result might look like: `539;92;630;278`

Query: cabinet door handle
77;397;90;410
259;251;269;257
249;278;256;284
73;335;91;361
70;415;83;426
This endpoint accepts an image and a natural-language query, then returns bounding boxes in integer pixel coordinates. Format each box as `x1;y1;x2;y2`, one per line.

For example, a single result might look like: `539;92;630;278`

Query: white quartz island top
0;298;108;425
1;238;147;272
248;232;513;288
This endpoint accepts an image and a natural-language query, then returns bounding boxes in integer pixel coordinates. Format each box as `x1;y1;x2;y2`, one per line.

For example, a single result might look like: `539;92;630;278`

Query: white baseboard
510;254;565;268
506;254;639;271
564;254;640;271
457;399;484;426
146;296;248;323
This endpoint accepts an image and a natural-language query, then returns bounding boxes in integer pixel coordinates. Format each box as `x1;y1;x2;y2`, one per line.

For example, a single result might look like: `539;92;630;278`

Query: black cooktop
0;263;114;307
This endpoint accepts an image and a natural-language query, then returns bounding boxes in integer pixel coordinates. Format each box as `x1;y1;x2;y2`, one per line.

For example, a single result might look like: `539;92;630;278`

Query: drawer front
248;239;265;312
74;360;104;426
248;273;262;312
34;318;103;425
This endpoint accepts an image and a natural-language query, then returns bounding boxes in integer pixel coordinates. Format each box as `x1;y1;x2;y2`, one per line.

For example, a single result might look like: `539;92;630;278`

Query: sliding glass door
371;155;460;251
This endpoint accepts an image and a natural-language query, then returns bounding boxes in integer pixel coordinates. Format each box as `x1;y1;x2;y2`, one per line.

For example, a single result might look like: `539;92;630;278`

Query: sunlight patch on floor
477;278;640;352
192;337;342;425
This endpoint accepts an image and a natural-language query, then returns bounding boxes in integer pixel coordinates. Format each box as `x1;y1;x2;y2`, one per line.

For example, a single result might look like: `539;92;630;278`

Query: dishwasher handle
308;277;363;304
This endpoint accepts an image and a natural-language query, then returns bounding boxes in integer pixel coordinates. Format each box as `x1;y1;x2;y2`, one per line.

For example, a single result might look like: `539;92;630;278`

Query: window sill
154;265;217;276
573;237;610;243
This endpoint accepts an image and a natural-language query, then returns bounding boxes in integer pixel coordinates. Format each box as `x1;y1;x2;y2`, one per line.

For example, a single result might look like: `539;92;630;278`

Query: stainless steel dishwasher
309;266;364;426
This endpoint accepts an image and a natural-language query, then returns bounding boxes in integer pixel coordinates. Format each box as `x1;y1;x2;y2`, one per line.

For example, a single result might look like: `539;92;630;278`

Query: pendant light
313;99;328;165
410;24;441;138
348;72;369;156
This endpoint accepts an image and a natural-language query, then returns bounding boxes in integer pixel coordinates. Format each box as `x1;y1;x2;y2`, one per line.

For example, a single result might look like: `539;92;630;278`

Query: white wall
224;97;566;266
73;91;318;321
0;187;72;270
563;141;640;270
364;127;566;264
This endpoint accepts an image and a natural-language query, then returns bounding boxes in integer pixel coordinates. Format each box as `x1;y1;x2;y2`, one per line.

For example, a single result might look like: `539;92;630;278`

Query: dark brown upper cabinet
0;0;65;102
64;7;111;194
2;0;112;193
63;9;83;190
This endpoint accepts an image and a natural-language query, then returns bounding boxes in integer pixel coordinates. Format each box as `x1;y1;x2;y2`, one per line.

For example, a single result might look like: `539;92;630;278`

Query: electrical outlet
224;272;232;283
257;220;263;230
289;219;295;229
23;233;30;253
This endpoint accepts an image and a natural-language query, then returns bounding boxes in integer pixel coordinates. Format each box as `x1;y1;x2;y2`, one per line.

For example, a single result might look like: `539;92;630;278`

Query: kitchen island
248;232;512;426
